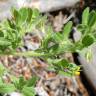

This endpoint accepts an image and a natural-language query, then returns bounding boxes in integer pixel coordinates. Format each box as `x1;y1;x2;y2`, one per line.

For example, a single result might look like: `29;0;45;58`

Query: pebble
50;79;60;90
4;92;23;96
35;87;49;96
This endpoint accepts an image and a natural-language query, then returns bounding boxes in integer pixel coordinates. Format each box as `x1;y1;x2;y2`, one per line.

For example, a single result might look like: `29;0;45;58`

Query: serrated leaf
82;35;94;47
82;7;89;25
0;84;15;94
88;10;96;27
22;87;36;96
63;21;72;39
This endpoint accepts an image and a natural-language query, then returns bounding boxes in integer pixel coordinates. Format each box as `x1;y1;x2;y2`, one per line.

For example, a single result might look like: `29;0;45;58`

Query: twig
63;11;75;24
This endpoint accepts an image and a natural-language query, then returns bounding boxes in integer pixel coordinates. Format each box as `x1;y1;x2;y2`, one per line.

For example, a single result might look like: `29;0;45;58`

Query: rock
24;0;80;12
73;29;96;94
0;0;80;20
35;87;49;96
4;92;23;96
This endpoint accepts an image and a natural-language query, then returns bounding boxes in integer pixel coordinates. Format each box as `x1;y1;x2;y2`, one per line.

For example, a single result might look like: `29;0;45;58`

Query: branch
0;51;51;57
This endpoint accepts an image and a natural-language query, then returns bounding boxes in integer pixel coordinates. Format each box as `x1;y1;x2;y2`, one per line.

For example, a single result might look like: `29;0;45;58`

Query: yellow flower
75;71;80;75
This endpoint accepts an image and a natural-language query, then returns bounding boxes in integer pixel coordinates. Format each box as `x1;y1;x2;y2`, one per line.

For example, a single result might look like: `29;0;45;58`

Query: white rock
0;0;80;20
35;87;49;96
4;92;23;96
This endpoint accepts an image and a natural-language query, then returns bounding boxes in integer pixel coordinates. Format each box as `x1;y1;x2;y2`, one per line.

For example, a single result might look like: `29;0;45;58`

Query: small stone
35;87;49;96
4;92;23;96
50;79;60;90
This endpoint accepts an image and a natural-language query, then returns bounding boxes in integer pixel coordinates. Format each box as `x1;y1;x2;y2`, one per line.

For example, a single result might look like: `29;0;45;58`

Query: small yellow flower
75;71;80;75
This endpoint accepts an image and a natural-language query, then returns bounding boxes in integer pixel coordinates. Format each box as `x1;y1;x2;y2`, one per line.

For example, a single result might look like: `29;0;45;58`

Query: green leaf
13;76;26;91
0;83;16;93
22;86;36;96
32;9;40;19
52;32;63;43
59;41;74;52
19;77;26;90
42;35;52;50
0;64;6;76
26;76;38;87
85;49;93;62
47;58;80;76
47;58;62;64
58;63;80;76
48;59;68;68
27;8;33;22
0;78;3;84
53;59;71;70
0;32;4;37
12;8;20;25
63;21;72;39
7;19;15;29
59;71;72;77
46;25;53;35
88;10;96;27
48;44;59;53
48;40;74;54
57;59;69;68
82;35;94;47
77;24;88;34
0;38;11;46
19;7;28;23
82;7;89;25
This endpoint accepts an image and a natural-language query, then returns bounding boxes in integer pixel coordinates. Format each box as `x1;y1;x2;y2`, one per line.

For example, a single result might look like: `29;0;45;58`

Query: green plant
77;7;96;61
13;76;38;96
0;64;38;96
0;7;96;95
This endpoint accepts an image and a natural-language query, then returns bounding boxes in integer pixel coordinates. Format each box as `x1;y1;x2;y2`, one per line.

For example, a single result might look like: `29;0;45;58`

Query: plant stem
12;51;46;57
0;51;51;57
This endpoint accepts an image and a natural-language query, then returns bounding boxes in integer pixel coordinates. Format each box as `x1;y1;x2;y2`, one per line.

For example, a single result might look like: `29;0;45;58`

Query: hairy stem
0;51;51;57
